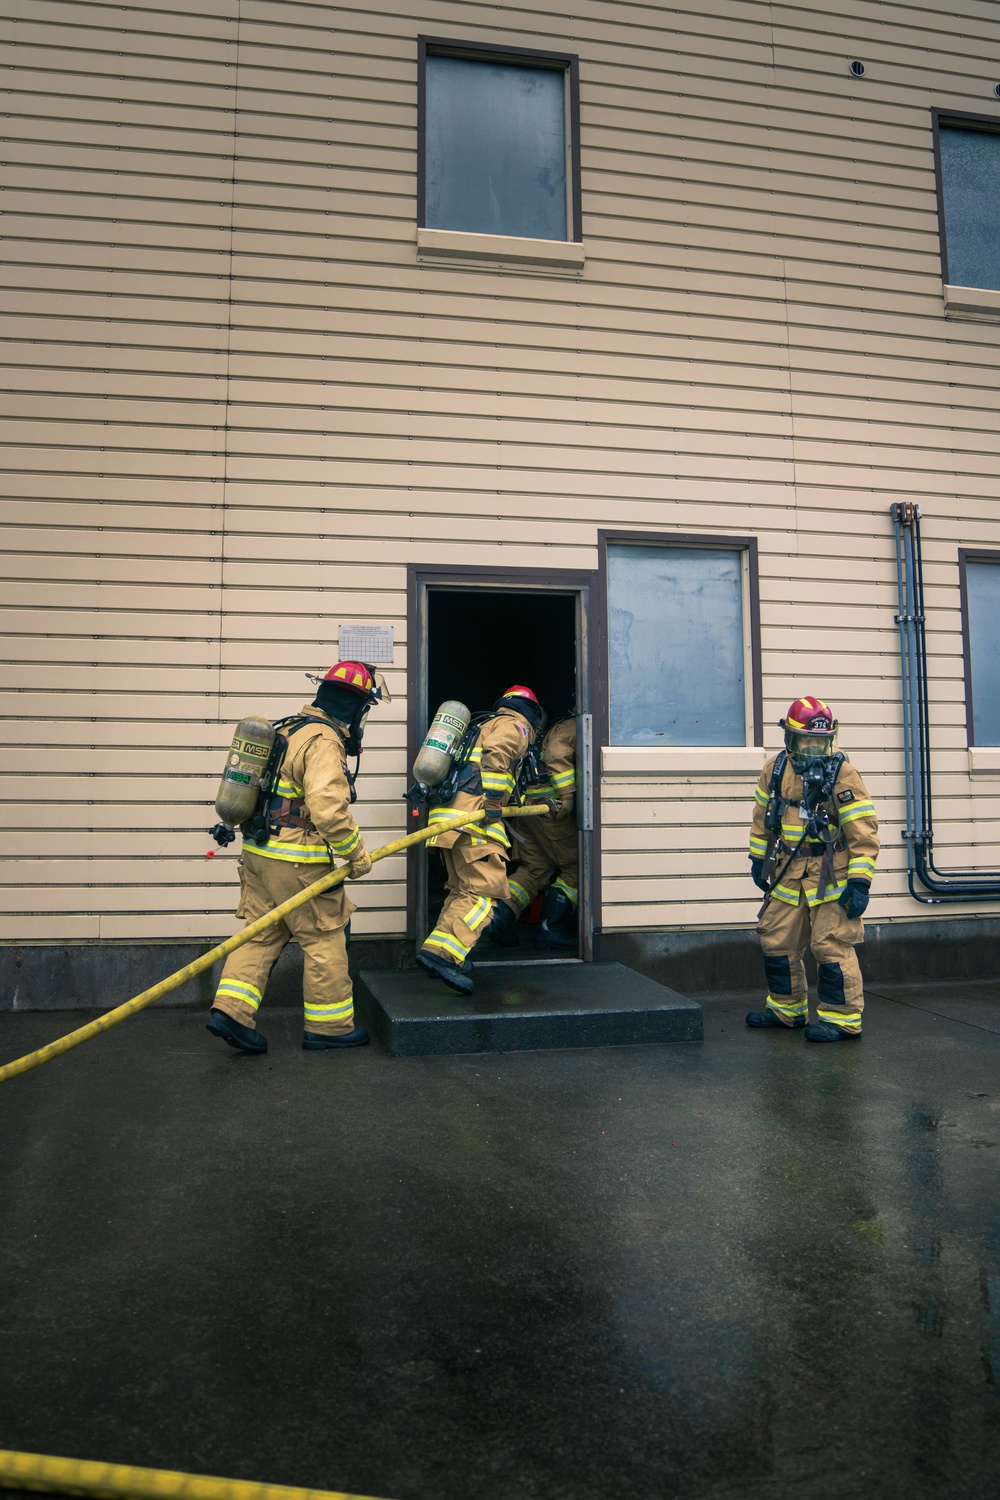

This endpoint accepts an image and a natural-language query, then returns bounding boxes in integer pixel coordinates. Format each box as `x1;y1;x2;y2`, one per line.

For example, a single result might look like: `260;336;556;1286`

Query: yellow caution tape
0;805;549;1084
0;1447;392;1500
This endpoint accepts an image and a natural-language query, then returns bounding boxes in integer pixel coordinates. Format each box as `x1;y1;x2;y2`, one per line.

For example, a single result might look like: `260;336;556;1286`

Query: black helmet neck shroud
495;694;543;732
312;680;370;758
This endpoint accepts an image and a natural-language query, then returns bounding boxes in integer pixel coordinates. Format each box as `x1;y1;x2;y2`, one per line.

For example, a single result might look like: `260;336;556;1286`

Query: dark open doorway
428;589;577;719
409;569;595;964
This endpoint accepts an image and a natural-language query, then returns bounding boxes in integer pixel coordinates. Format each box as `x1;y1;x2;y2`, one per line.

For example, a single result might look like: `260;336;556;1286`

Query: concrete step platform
355;961;703;1056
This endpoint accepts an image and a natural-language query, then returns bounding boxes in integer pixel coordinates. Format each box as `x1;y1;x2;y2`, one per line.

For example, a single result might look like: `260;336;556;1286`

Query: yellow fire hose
0;1448;392;1500
0;805;549;1085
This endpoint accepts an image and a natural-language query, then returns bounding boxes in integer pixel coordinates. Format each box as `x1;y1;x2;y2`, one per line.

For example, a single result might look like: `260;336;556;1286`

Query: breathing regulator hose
0;805;549;1086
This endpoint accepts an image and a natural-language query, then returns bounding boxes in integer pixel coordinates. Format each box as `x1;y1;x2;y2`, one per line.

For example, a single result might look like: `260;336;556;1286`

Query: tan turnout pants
212;849;356;1036
757;893;865;1034
420;835;510;968
506;815;578;914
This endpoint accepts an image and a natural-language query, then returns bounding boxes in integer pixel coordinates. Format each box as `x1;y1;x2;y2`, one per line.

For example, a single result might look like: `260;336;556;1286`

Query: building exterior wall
3;0;1000;948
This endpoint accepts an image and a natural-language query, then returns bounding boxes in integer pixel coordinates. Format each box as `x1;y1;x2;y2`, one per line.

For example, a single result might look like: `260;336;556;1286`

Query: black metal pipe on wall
892;503;1000;902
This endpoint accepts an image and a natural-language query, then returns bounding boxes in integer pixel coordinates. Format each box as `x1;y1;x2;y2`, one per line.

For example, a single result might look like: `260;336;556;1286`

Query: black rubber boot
303;1026;370;1050
417;949;474;995
486;901;520;948
206;1008;268;1054
805;1021;860;1043
745;1010;805;1029
538;887;577;949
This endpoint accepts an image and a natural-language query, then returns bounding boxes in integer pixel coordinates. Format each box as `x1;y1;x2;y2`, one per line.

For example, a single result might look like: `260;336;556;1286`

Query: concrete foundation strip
0;806;548;1084
0;1448;393;1500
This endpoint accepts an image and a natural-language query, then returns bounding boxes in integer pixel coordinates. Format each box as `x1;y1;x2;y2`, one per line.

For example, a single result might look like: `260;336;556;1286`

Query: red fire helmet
781;695;835;733
322;661;377;696
499;684;539;705
781;695;838;765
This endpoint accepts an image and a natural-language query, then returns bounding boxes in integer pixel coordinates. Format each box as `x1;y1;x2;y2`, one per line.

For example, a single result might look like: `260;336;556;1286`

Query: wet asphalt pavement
0;982;998;1500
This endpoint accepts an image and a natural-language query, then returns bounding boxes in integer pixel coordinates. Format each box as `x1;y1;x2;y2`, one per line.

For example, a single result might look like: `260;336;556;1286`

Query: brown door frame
406;563;599;951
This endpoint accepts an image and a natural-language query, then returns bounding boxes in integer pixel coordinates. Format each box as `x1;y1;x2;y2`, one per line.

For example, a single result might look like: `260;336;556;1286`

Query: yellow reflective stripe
481;772;513;793
304;998;354;1020
773;883;800;905
551;769;575;788
749;836;768;856
817;1007;862;1032
766;993;806;1018
217;978;262;1011
553;877;578;904
805;880;847;905
848;859;876;878
330;827;361;856
754;786;770;806
423;929;470;962
838;802;876;825
781;823;806;839
469;746;483;763
274;779;303;797
508;880;530;912
253;843;331;863
465;896;493;933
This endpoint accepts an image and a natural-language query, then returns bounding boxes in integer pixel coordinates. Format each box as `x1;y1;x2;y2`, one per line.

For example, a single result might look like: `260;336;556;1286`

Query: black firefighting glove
484;799;504;817
750;859;768;892
838;879;870;919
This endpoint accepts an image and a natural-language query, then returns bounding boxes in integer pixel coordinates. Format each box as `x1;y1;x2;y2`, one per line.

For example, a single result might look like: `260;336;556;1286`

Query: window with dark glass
418;40;580;242
935;114;1000;292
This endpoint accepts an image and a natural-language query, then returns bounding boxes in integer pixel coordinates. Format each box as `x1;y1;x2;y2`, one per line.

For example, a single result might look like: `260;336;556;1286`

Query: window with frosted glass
964;559;1000;744
423;53;568;241
607;544;747;747
938;123;1000;291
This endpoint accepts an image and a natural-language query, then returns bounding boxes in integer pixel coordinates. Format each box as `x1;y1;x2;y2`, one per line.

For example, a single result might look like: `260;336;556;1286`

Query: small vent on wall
849;60;866;77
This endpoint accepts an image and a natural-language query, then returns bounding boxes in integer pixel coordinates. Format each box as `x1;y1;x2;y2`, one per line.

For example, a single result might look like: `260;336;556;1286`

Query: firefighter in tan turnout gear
746;695;879;1042
206;661;385;1055
487;714;578;950
417;686;541;996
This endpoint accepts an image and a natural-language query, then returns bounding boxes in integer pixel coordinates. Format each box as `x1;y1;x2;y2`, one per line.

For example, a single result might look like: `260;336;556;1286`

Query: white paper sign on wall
338;624;394;664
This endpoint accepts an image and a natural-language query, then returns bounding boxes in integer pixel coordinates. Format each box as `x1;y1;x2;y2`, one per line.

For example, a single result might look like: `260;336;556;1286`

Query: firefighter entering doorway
421;585;584;962
487;714;578;949
416;687;541;995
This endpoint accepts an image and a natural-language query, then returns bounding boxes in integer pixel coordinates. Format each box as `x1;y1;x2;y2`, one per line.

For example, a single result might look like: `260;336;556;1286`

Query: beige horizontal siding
3;0;1000;944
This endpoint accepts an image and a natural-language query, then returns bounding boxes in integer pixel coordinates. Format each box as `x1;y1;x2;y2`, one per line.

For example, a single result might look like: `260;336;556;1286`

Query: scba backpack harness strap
759;751;847;914
243;714;355;847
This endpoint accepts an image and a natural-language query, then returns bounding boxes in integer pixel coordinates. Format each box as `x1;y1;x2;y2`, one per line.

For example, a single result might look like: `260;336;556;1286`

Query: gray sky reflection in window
608;545;745;747
939;126;1000;291
425;55;567;240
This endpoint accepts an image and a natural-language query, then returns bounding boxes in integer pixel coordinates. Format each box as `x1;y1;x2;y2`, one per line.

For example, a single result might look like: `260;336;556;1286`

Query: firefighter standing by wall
747;696;879;1042
487;714;578;949
206;662;384;1055
417;686;541;996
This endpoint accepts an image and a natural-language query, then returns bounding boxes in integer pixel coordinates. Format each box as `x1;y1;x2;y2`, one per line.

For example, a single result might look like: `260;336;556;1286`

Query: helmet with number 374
780;695;838;769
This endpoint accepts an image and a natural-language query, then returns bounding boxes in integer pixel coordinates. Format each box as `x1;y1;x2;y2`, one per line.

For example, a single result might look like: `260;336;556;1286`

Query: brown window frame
931;106;1000;289
595;529;763;750
416;35;583;243
958;546;1000;746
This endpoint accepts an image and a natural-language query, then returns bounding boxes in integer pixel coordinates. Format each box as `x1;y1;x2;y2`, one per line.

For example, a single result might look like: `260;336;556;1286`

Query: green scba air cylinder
214;716;276;827
412;700;471;790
